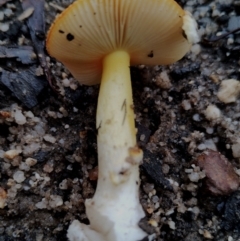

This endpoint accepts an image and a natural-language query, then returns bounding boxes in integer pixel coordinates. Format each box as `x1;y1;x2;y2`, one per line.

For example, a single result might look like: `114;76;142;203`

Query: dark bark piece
0;66;47;108
197;149;239;196
222;191;240;232
21;0;58;91
0;46;36;64
142;149;172;190
0;21;22;42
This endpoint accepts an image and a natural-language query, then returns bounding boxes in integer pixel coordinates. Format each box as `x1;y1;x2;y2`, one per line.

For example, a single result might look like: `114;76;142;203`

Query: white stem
67;51;147;241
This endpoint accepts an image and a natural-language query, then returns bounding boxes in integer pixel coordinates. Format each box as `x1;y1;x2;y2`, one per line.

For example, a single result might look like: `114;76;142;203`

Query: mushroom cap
46;0;191;85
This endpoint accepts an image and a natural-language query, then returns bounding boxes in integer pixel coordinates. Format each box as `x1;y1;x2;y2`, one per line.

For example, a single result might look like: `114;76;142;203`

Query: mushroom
46;0;198;241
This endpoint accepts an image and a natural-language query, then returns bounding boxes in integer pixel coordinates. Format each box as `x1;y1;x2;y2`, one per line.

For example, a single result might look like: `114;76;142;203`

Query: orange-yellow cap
46;0;191;85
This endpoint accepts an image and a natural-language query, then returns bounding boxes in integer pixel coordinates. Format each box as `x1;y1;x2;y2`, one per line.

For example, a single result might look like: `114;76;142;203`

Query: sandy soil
0;0;240;240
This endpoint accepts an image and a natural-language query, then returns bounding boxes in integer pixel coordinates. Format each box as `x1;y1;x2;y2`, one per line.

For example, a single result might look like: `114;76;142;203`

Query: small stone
197;143;206;150
59;107;68;117
0;187;7;209
232;143;240;158
204;105;221;121
13;170;26;183
13;109;26;125
35;198;48;209
0;23;9;32
217;79;240;103
203;230;213;239
206;127;214;134
197;150;239;195
62;78;70;87
188;172;201;182
193;113;200;122
43;163;54;173
182;100;192;110
59;179;68;190
35;66;44;76
203;139;217;151
191;206;200;217
146;207;154;214
25;158;37;166
25;111;34;118
19;162;30;171
88;166;98;181
155;71;172;89
4;149;22;159
49;195;63;208
4;8;13;17
168;220;176;230
17;7;34;21
148;219;158;227
43;135;56;144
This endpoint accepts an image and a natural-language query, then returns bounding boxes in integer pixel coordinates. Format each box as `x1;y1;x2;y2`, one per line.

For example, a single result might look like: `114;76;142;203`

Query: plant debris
21;0;58;91
0;45;36;64
197;150;240;195
0;66;47;108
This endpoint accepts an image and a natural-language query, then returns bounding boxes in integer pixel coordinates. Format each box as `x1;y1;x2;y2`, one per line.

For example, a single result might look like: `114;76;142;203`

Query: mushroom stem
97;50;138;185
67;51;147;241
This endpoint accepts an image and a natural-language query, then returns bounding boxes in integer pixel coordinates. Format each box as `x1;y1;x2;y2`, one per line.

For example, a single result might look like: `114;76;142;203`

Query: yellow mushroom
46;0;198;240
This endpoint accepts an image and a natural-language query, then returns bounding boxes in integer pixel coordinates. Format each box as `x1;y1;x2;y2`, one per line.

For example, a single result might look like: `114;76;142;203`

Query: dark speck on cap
66;33;74;41
148;50;154;58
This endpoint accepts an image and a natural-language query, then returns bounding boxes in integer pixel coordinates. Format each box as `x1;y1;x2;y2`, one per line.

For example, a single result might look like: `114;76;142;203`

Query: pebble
43;135;56;144
17;7;34;21
3;8;13;17
19;162;30;171
0;22;9;32
25;158;37;166
232;143;240;158
193;113;200;122
197;150;239;195
49;195;63;208
0;187;7;209
155;71;172;89
204;105;221;121
188;172;201;182
197;143;206;150
217;79;240;103
182;100;192;110
25;111;34;118
203;229;213;239
4;149;22;159
148;219;158;227
13;109;26;125
62;78;70;87
206;127;214;134
35;198;48;209
13;171;25;183
59;179;68;190
143;183;154;194
168;220;176;230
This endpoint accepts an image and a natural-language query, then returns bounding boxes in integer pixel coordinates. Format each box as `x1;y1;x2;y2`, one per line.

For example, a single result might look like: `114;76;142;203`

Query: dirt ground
0;0;240;240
